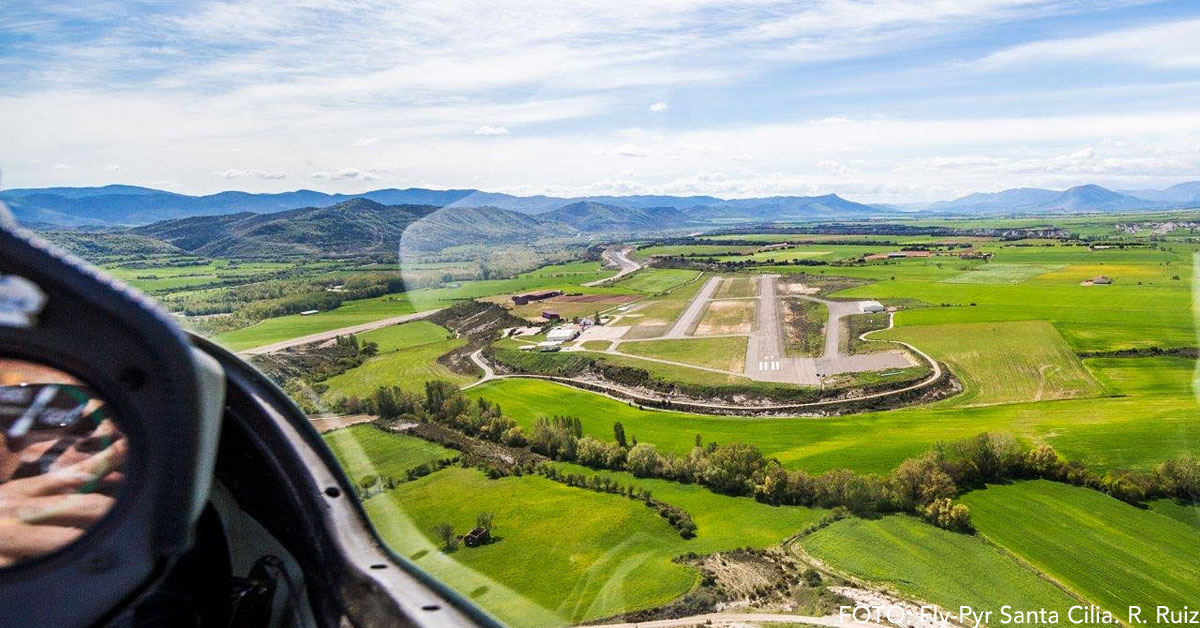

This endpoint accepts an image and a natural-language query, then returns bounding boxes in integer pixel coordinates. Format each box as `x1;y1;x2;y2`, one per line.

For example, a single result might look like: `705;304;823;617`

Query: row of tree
537;465;697;538
356;380;1199;534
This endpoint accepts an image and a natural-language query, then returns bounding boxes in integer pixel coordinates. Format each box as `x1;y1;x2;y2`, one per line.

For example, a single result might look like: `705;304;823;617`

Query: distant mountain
1121;181;1200;205
5;180;1196;230
133;198;436;257
399;205;574;251
691;194;888;221
541;202;689;232
926;185;1161;215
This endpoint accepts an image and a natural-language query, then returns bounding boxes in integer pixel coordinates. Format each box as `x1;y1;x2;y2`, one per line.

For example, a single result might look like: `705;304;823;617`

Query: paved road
663;276;722;338
576;611;890;628
582;246;642;286
461;349;496;389
238;308;442;356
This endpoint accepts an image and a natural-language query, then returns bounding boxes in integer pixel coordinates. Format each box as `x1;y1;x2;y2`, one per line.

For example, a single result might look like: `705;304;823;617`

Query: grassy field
941;263;1064;284
1148;500;1200;531
361;459;828;627
466;353;1198;474
694;299;756;335
879;321;1104;407
613;268;702;294
320;321;474;398
962;481;1200;624
802;515;1080;613
322;424;457;482
367;466;699;627
714;276;757;299
618;336;748;372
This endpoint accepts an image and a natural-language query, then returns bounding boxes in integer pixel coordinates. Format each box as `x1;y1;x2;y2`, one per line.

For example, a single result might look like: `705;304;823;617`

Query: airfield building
546;325;580;342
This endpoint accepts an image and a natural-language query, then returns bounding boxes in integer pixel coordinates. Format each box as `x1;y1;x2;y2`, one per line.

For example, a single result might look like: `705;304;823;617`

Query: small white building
300;309;320;316
545;325;581;342
860;301;886;314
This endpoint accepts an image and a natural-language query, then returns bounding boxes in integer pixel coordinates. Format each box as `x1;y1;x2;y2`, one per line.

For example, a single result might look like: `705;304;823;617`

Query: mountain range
4;181;1199;230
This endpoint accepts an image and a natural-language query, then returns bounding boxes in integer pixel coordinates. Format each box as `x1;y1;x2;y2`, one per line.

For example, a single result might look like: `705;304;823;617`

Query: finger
18;439;128;496
0;521;82;563
0;493;114;528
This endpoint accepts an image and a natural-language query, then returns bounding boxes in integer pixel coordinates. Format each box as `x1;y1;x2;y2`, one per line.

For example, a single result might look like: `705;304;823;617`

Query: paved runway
664;276;722;338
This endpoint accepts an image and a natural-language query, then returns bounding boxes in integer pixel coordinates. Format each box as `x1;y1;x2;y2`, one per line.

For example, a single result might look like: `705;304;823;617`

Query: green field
618;336;748;372
322;424;457;482
613;268;702;294
802;515;1080;613
466;353;1198;474
879;321;1104;407
695;298;756;335
783;298;827;357
1148;499;1200;531
961;481;1200;624
361;459;828;628
320;321;474;399
941;263;1064;284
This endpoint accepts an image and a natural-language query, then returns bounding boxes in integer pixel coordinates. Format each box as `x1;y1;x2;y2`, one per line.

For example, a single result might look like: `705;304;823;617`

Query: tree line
359;380;1200;534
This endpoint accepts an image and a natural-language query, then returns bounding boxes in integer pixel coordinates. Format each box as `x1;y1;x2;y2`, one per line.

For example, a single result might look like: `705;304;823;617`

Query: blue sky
2;0;1200;202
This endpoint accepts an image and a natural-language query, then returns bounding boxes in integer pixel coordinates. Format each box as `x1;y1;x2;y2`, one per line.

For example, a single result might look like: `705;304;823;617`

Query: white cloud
353;136;380;147
105;164;120;171
474;126;510;136
216;168;287;179
649;101;669;112
50;163;71;171
310;168;380;181
981;19;1200;69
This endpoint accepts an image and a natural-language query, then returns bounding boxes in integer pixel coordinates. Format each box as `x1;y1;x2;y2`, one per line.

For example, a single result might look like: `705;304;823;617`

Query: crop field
961;481;1200;623
714;276;757;298
941;263;1064;284
466;354;1198;474
834;245;1194;353
801;515;1079;613
367;466;698;627
634;244;758;259
618;336;748;371
103;258;300;293
360;458;829;628
1148;500;1200;531
322;424;457;482
879;321;1104;406
320;321;473;398
693;299;755;335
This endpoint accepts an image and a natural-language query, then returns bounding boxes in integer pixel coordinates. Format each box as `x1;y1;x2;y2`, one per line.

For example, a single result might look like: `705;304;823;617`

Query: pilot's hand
0;438;127;567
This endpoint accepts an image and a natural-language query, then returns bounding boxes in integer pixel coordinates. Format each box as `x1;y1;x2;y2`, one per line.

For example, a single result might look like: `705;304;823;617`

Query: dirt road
664;275;722;338
238;309;442;356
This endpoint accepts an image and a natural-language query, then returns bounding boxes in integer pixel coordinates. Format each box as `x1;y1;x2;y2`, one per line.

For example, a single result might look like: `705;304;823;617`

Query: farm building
546;325;580;342
542;310;562;321
860;301;886;313
300;309;319;316
512;290;563;305
1092;276;1112;284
